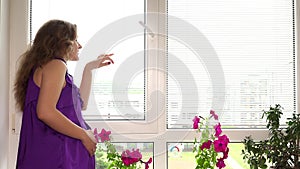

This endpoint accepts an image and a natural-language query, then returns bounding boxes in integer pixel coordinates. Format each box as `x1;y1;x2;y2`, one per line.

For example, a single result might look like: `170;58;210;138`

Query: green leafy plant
192;110;230;169
95;151;109;168
242;104;300;169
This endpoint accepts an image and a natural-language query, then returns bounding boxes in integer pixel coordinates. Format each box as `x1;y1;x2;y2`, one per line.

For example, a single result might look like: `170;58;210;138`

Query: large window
167;0;296;129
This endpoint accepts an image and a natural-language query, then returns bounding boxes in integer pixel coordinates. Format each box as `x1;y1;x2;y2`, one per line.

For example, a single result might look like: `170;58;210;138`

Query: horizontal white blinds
167;0;295;128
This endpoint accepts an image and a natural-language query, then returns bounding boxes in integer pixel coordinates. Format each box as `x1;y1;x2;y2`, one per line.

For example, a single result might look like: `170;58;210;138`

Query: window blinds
167;0;295;128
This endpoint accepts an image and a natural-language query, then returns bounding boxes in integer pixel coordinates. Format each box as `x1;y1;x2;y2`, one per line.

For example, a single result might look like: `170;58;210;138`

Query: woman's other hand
80;129;97;156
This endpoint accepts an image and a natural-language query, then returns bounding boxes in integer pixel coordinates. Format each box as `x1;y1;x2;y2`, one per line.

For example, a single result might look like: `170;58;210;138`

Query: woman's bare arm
79;54;114;110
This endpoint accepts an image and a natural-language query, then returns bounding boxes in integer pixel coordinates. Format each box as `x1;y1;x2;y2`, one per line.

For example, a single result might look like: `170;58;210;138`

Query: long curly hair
14;19;77;111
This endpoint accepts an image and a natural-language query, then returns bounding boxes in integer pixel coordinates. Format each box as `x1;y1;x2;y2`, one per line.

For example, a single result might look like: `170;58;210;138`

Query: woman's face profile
69;39;82;61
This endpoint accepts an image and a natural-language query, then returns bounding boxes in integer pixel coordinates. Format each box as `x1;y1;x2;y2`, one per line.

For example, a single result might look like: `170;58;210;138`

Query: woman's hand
80;129;97;156
86;53;114;70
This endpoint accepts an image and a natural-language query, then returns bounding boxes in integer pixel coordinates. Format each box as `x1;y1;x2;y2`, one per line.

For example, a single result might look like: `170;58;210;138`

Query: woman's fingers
104;57;114;64
97;53;114;59
98;54;114;67
81;130;97;156
88;142;97;156
90;145;97;156
86;53;114;70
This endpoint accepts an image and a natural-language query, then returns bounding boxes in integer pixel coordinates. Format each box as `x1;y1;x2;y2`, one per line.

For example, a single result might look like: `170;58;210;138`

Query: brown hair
14;19;77;111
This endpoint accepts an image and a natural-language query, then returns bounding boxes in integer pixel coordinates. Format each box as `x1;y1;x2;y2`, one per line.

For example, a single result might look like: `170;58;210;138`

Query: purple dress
16;65;95;169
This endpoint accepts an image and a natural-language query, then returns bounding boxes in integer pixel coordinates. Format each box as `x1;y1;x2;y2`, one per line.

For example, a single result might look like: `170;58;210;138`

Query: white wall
0;0;28;168
0;0;9;168
7;0;29;168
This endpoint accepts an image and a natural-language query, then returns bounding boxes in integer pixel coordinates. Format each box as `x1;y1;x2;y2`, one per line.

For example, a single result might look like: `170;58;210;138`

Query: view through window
167;0;296;129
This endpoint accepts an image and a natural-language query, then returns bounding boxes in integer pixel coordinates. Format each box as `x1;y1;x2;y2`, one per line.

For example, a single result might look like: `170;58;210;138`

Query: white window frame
8;0;300;169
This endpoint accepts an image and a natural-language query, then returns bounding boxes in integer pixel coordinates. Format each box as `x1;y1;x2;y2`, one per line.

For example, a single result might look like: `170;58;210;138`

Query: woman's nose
78;42;82;49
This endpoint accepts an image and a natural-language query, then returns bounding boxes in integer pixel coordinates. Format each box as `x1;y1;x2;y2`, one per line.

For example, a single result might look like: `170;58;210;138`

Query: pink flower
141;157;152;169
121;149;142;166
210;110;218;120
222;147;229;159
200;140;212;150
94;128;111;142
216;158;226;169
218;135;230;145
213;135;229;152
193;116;200;129
214;123;222;137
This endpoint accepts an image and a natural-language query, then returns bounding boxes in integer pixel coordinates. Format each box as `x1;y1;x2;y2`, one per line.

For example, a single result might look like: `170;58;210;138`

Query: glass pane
96;142;154;169
167;142;196;168
167;0;295;129
31;0;145;120
167;142;250;169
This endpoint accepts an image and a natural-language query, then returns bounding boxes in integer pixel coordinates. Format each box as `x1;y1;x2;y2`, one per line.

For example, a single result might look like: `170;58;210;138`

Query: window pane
167;0;295;128
31;0;145;120
167;142;250;169
97;142;154;169
167;143;196;168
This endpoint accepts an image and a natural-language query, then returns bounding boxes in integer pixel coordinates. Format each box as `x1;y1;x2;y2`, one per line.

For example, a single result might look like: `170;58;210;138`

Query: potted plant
242;104;300;169
192;110;230;169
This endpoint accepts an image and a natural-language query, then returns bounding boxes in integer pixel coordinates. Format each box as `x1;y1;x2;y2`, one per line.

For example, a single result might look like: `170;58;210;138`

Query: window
30;0;159;135
167;0;296;129
97;142;154;169
167;142;250;169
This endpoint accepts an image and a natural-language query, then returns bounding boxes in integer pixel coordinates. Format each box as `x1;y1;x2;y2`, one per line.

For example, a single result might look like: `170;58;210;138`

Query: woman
14;19;114;169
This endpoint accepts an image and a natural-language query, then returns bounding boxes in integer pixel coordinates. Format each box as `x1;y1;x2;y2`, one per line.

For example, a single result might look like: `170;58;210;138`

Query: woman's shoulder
37;59;68;88
42;59;67;74
32;59;68;87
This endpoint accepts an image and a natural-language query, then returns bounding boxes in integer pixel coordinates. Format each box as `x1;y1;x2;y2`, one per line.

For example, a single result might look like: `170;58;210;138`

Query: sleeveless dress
16;62;95;169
